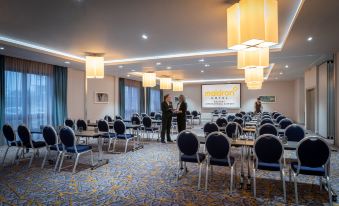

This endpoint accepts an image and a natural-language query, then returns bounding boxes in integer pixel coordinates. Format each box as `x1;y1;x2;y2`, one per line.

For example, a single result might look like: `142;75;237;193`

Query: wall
294;78;305;124
67;68;117;122
304;66;318;132
167;81;297;121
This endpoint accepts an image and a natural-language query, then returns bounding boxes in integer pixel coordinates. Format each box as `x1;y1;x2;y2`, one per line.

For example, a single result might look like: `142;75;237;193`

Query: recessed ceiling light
142;34;148;40
167;66;172;70
285;65;289;68
279;72;283;75
131;69;136;72
64;61;70;64
118;65;123;68
201;70;204;73
156;62;161;66
307;36;313;42
205;64;210;67
0;47;4;50
199;58;204;62
127;74;130;77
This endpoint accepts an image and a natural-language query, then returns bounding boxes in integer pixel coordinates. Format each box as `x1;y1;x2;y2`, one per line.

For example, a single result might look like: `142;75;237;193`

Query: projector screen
201;84;241;108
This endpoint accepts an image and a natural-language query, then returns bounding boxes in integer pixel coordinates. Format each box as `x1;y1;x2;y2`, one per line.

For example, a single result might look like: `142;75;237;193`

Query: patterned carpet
0;136;338;206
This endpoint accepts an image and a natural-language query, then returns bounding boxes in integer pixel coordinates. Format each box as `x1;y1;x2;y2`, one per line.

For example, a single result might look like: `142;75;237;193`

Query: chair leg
107;138;112;152
280;169;286;202
230;166;234;193
198;163;202;190
319;176;322;191
293;172;298;205
54;152;62;172
113;139;117;152
124;139;130;153
253;168;256;197
326;176;332;206
72;153;80;173
289;167;292;182
13;147;21;164
2;146;9;166
28;149;35;168
58;153;65;172
90;151;94;166
41;148;49;169
205;162;209;191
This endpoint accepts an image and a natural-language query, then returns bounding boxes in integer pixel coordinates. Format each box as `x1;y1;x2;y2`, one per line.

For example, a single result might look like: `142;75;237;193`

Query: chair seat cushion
145;127;159;131
10;141;22;146
66;145;92;153
291;162;325;176
181;153;206;163
50;144;63;151
101;133;116;138
25;141;46;148
257;161;281;171
117;134;134;139
209;156;235;166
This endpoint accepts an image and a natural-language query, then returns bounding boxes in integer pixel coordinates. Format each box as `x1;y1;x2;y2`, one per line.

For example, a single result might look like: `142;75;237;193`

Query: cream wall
167;81;297;121
294;78;305;124
304;66;318;132
67;68;117;122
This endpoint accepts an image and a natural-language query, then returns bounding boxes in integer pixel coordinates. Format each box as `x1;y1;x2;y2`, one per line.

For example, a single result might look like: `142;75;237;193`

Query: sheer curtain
4;57;53;129
150;87;161;113
124;79;141;119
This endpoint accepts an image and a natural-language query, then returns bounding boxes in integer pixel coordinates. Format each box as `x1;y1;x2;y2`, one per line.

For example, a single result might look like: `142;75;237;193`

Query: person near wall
254;97;263;114
161;94;173;143
176;95;187;133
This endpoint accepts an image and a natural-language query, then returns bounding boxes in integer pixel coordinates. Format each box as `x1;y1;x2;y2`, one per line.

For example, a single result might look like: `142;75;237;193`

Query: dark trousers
161;116;172;141
177;117;186;133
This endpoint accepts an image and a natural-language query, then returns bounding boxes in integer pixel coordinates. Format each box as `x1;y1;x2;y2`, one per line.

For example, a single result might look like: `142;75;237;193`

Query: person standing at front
254;97;263;114
176;95;187;133
161;94;173;143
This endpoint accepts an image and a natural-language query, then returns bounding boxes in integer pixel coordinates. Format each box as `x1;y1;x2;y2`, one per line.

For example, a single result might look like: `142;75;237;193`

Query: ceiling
0;0;338;83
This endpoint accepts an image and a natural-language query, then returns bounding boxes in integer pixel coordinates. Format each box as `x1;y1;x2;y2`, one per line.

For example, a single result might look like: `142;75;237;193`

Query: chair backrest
216;118;228;127
115;115;123;120
185;111;191;115
213;110;219;114
261;116;271;120
254;134;283;164
132;113;140;117
258;123;278;136
64;119;74;128
240;111;246;115
273;113;281;119
227;115;236;122
279;118;293;129
104;115;113;122
206;132;231;159
276;115;286;123
296;136;330;168
141;113;147;118
131;116;141;125
271;111;277;117
233;117;244;126
42;125;58;146
142;116;152;128
154;113;162;120
221;110;227;114
191;110;198;117
235;113;243;118
225;122;243;138
17;125;32;146
284;124;305;142
113;120;126;135
203;122;219;135
76;119;87;131
247;111;254;117
98;119;109;132
260;118;274;126
59;126;76;148
176;130;199;156
150;112;156;117
2;124;15;142
243;115;252;122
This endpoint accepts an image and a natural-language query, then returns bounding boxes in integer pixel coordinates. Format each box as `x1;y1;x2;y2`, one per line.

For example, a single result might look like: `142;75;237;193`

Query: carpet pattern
0;139;338;206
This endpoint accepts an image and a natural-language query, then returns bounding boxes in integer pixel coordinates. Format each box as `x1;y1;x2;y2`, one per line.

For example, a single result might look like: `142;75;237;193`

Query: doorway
306;88;316;132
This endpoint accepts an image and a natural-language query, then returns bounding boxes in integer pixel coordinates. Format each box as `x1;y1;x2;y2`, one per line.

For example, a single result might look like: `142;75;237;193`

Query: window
124;83;141;119
149;87;161;113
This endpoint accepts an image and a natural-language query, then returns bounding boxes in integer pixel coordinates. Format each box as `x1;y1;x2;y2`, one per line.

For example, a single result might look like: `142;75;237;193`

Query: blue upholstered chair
227;114;236;122
225;122;243;138
273;113;281;120
240;111;246;116
58;126;93;173
154;113;162;120
212;110;219;121
141;113;147;118
64;119;74;128
233;117;244;127
253;134;286;202
258;123;278;136
247;111;254;117
142;116;159;140
113;120;135;153
290;136;332;205
98;119;116;152
279;118;293;129
284;124;305;142
203;122;219;136
276;115;286;124
2;124;22;166
41;125;62;170
191;110;201;125
271;111;278;117
205;132;236;192
261;116;271;120
243;115;252;122
17;124;46;168
216;117;228;128
76;119;87;131
115;115;123;120
220;110;227;118
149;112;156;119
260;118;274;126
104;115;114;123
235;113;243;118
132;113;140;118
176;130;206;190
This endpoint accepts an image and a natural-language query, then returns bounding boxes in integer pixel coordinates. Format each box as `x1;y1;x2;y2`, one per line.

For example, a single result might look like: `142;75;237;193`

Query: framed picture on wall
95;92;109;104
259;95;276;103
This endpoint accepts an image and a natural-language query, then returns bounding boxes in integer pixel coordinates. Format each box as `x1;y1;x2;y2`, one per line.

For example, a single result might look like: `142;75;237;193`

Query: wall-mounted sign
201;84;241;108
259;95;276;103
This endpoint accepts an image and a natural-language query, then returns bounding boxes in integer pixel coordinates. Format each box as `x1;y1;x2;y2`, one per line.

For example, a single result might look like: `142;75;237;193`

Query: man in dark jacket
161;94;173;143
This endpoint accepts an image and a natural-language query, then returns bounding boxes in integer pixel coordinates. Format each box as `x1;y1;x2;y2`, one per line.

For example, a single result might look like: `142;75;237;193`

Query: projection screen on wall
201;84;241;108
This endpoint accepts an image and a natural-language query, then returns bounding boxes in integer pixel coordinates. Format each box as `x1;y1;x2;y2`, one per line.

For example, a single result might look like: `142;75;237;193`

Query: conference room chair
176;130;206;190
247;111;254;117
227;114;236;122
284;124;305;142
216;117;228;128
98;119;116;152
17;125;46;168
261;115;271;119
220;110;227;118
154;113;162;120
240;111;246;116
271;111;278;117
273;113;281;120
233;117;244;127
258;123;278;136
132;113;140;118
279;118;293;130
203;122;219;136
290;136;332;205
212;110;219;122
58;126;94;173
262;112;270;116
2;124;22;166
115;115;123;120
235;113;243;118
149;112;156;119
205;132;236;193
276;115;286;124
260;118;274;126
104;115;114;123
142;116;159;140
41;125;63;171
243;115;252;123
64;119;74;129
76;119;88;144
253;134;286;202
225;122;243;139
191;110;201;125
113;120;135;153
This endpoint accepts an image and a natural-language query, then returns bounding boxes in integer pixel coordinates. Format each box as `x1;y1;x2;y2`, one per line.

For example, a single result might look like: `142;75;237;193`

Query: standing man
176;95;187;133
254;97;263;114
161;94;173;143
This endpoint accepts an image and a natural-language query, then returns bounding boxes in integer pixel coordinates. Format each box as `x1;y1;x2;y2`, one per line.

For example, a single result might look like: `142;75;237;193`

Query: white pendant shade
227;0;278;50
160;77;172;90
238;47;269;69
172;81;183;92
245;67;264;83
86;56;104;78
247;81;262;90
142;72;156;87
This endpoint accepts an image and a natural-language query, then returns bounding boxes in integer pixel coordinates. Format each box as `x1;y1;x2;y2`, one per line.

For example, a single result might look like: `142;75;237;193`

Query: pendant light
142;72;156;87
247;81;262;90
86;56;104;78
160;77;172;90
173;81;183;92
238;47;269;69
245;67;264;84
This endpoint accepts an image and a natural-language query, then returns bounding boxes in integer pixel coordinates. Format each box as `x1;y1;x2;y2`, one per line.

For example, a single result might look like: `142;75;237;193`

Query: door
306;88;316;132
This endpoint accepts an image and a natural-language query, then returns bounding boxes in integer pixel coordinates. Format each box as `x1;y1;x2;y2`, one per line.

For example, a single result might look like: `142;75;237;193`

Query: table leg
91;136;109;169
